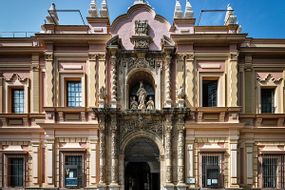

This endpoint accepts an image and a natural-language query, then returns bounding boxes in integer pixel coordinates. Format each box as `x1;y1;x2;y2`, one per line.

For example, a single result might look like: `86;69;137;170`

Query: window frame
3;154;26;188
199;73;225;107
260;87;276;113
260;154;285;189
65;79;82;107
9;87;25;114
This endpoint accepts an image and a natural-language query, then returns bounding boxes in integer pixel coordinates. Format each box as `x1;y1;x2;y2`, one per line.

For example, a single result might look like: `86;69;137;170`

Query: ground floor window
63;154;84;188
261;154;285;189
201;153;224;188
7;156;25;187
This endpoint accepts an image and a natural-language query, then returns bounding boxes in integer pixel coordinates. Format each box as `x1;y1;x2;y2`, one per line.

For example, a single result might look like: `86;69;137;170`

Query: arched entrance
124;137;160;190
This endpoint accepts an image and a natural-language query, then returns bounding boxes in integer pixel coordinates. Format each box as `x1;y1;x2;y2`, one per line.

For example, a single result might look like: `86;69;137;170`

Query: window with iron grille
64;155;83;188
261;88;275;113
202;80;218;107
201;153;223;188
12;89;24;113
8;157;24;187
66;81;82;107
261;155;285;189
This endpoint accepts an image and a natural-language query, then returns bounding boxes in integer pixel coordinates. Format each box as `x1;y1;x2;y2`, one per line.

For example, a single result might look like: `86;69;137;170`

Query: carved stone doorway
124;137;160;190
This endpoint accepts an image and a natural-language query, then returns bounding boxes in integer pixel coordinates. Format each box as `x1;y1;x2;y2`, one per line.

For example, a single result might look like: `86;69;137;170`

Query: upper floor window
261;88;275;113
66;81;82;107
202;79;218;107
12;89;24;113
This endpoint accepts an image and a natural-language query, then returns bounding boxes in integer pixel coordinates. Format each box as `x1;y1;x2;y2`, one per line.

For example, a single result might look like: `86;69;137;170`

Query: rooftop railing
0;32;36;38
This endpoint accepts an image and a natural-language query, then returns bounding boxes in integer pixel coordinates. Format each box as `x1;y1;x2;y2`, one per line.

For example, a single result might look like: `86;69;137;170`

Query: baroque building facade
0;0;285;189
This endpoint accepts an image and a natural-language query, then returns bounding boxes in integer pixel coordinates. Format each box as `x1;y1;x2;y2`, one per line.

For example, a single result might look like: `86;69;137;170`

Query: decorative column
44;53;54;107
228;45;239;107
244;56;254;113
110;115;119;190
89;138;97;186
98;54;106;108
164;114;174;190
98;115;106;189
164;53;172;108
177;114;186;190
185;53;195;107
109;47;118;108
87;54;97;107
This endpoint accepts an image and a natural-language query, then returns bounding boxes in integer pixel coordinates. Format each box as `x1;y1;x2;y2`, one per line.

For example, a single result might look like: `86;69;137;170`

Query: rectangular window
201;154;223;188
64;155;83;188
262;155;285;189
66;81;82;107
261;88;275;113
8;157;24;187
202;79;218;107
12;89;24;113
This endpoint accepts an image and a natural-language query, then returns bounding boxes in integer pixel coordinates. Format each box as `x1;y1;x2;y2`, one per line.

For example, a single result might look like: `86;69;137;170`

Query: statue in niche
137;81;147;110
146;96;155;110
130;96;138;110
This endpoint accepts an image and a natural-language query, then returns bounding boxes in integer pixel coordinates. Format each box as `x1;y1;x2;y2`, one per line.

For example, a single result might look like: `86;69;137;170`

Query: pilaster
229;129;239;188
185;53;195;107
31;54;40;113
244;55;253;113
0;73;3;113
87;54;97;107
89;138;97;186
186;143;194;188
45;139;55;187
246;143;254;185
227;45;239;107
31;141;40;187
98;54;107;108
45;53;54;107
176;54;185;108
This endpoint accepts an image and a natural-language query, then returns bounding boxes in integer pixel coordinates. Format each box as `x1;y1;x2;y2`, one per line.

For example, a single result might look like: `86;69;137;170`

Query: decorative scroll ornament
131;20;152;49
257;73;283;84
119;116;163;141
120;57;157;73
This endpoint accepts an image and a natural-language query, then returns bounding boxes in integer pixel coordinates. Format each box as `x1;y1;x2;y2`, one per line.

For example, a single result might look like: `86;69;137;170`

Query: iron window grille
261;154;285;189
201;153;224;188
8;157;25;187
67;81;82;107
12;89;24;113
64;155;84;188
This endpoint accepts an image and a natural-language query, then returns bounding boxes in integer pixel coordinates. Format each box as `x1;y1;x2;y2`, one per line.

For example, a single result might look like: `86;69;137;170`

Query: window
66;81;82;107
261;88;275;113
64;155;83;188
202;79;218;107
8;157;24;187
201;154;223;188
262;155;285;189
12;89;24;113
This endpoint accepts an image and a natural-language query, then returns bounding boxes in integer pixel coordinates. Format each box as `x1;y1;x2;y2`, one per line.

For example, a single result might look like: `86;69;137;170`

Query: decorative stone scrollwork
119;116;163;141
99;86;107;100
88;54;97;60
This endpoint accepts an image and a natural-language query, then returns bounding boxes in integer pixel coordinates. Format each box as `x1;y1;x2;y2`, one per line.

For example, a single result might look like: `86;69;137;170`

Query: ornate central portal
124;138;160;190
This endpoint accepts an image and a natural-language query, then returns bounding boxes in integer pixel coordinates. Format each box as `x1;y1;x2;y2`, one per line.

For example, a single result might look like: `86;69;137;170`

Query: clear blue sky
0;0;284;38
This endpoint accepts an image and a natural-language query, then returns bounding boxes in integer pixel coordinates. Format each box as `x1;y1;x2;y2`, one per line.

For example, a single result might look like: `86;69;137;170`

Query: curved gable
110;4;171;51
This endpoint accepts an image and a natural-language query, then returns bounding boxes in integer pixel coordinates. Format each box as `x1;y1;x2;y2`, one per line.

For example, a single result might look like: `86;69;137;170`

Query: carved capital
88;54;97;60
44;53;53;61
97;54;106;60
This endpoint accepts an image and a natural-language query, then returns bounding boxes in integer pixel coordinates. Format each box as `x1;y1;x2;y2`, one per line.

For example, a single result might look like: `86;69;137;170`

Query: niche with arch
128;71;155;110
